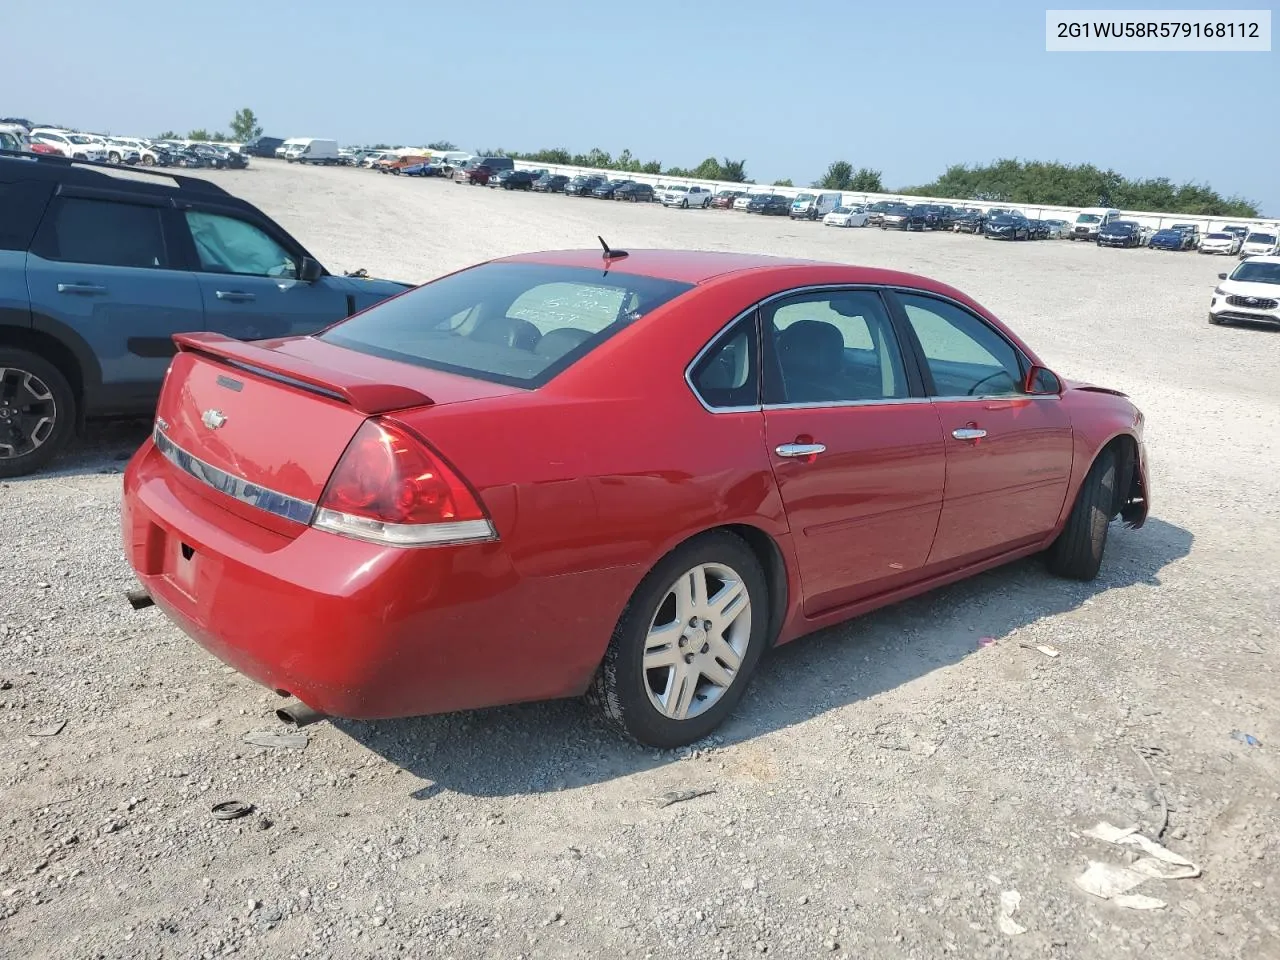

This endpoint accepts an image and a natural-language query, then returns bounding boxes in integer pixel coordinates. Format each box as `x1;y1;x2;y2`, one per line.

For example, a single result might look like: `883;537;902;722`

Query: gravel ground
2;161;1278;960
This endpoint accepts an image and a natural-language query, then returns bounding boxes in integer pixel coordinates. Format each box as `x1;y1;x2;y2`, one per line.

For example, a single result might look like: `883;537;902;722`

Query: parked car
117;248;1149;747
1198;232;1243;256
30;130;108;162
532;174;570;193
863;200;899;226
711;190;746;209
592;179;634;200
238;136;285;158
455;163;494;186
1239;231;1279;259
745;194;790;216
1221;225;1250;246
1147;228;1193;251
953;210;986;234
662;185;713;208
985;213;1031;241
615;182;655;202
1208;256;1280;326
564;175;606;196
879;204;915;229
0;124;30;152
822;205;870;227
0;152;411;477
1096;221;1144;248
790;192;841;221
732;193;760;211
1042;218;1071;238
1171;224;1201;249
916;204;958;231
400;158;443;177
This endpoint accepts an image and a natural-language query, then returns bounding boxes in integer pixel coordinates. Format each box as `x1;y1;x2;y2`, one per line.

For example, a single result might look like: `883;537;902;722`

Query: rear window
322;262;694;387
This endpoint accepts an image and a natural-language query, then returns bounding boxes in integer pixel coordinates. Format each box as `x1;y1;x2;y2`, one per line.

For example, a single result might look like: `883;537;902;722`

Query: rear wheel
587;531;769;747
1045;449;1116;581
0;349;76;479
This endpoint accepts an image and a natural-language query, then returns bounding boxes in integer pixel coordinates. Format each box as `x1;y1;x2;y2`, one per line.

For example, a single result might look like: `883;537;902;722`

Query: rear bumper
121;441;622;719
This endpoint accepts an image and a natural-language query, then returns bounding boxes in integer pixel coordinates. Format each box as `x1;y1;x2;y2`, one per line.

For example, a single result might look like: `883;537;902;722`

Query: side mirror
1024;365;1062;396
1218;272;1228;280
298;257;323;283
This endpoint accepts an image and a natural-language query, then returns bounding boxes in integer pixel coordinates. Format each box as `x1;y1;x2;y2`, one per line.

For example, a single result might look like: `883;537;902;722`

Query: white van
790;191;842;221
276;137;306;159
284;138;340;165
1068;207;1123;241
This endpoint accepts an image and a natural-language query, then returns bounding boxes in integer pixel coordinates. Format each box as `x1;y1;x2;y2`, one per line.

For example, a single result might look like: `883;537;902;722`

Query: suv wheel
108;151;121;164
0;349;76;479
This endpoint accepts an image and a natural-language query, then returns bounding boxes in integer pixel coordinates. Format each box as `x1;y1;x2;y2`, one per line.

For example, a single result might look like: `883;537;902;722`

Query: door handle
56;282;107;294
215;290;256;302
775;443;827;458
952;428;987;441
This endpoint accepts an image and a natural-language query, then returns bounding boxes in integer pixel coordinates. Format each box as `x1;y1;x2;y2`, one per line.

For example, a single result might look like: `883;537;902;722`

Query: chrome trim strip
152;426;317;525
762;396;928;411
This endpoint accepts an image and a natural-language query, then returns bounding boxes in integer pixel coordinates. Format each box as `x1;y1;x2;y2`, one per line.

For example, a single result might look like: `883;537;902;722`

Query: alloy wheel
0;367;57;460
643;562;752;721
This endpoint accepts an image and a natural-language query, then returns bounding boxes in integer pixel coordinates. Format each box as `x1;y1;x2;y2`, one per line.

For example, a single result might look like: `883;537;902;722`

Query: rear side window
690;316;758;410
322;262;694;387
31;196;168;268
0;180;52;251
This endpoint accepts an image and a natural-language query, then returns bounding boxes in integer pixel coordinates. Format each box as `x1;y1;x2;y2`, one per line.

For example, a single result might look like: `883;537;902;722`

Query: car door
175;206;349;340
24;189;205;414
890;291;1074;569
759;288;946;615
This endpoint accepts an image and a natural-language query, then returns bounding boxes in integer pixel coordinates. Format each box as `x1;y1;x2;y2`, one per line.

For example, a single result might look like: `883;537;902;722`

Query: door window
898;294;1023;397
31;197;169;268
184;210;297;278
763;290;908;404
689;316;758;409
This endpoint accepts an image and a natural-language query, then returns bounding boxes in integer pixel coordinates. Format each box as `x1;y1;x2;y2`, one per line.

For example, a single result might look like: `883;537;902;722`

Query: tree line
148;108;1261;215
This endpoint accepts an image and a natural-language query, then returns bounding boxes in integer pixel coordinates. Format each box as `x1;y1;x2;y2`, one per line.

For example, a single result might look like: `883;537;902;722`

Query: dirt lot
2;161;1278;960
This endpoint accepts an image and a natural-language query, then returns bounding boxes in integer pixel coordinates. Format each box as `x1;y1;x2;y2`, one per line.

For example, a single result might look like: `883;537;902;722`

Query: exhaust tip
125;588;154;610
276;702;327;728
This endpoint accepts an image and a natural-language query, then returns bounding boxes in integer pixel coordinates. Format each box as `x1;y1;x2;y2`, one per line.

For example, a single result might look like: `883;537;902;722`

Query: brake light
313;419;495;547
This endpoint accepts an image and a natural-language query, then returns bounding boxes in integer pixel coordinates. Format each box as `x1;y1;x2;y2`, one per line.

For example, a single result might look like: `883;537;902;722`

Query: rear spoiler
173;332;433;414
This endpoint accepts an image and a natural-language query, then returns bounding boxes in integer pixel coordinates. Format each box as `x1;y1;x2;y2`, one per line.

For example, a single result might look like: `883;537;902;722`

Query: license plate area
164;534;199;598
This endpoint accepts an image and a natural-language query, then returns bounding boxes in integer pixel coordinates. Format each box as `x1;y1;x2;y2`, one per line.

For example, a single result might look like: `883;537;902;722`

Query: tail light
313;419;496;547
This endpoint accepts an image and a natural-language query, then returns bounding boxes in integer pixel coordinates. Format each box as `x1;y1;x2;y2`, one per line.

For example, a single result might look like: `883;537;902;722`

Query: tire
108;152;121;165
0;349;77;479
681;199;689;209
587;531;769;748
1045;449;1116;581
142;154;155;166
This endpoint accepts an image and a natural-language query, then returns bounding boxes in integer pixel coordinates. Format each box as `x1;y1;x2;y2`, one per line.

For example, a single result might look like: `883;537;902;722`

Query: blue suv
0;151;410;477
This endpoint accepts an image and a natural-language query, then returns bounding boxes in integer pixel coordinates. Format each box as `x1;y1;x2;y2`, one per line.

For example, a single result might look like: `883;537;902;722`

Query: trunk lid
153;333;519;528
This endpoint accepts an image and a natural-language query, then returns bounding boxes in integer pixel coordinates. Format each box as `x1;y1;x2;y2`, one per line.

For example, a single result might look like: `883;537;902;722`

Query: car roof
494;248;976;297
1239;255;1280;264
0;152;235;201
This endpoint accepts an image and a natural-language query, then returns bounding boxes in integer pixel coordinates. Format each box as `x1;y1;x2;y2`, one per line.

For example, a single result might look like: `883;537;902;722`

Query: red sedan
122;248;1149;747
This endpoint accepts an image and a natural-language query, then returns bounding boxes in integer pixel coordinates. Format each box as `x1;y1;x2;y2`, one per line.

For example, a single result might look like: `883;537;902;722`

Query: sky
3;0;1276;213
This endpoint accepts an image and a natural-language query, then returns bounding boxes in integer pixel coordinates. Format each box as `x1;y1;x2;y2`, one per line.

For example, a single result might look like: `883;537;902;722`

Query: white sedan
823;205;871;227
1199;232;1243;256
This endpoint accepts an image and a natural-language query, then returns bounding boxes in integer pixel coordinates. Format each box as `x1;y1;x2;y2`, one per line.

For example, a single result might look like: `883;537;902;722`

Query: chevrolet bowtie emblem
201;409;227;430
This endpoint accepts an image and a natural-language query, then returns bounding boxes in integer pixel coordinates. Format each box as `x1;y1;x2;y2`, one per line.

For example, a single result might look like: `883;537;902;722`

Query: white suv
1209;256;1280;326
1239;231;1279;259
662;185;713;209
30;129;108;162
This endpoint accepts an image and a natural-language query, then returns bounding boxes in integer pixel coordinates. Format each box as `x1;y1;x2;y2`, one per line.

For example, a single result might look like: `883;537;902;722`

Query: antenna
598;236;628;260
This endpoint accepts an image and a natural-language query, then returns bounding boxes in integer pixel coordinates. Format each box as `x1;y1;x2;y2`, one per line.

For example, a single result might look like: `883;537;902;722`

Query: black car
985;213;1031;241
239;135;284;158
1030;220;1054;240
881;204;928;231
564;175;605;196
591;179;633;199
497;169;540;190
917;204;957;231
615;182;655;202
532;174;570;193
744;194;790;215
953;210;986;234
1096;220;1143;248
